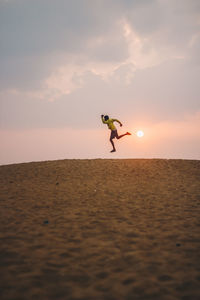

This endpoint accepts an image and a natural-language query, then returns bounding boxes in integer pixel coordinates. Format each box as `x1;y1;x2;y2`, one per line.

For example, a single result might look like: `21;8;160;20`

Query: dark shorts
110;130;118;139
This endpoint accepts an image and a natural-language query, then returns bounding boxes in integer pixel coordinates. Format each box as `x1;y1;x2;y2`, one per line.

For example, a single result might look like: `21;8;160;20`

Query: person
101;114;131;152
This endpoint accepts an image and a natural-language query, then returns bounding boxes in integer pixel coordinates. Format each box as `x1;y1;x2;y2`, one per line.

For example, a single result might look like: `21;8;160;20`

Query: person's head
104;115;109;121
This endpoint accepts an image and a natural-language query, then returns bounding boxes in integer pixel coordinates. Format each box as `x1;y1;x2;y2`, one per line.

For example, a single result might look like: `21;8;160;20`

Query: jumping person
101;115;131;152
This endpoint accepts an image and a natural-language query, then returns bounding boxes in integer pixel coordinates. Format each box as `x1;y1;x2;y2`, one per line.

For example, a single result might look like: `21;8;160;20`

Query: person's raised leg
117;132;131;139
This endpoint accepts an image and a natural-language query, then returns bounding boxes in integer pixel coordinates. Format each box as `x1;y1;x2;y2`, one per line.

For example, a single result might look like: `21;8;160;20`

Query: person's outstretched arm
113;119;122;127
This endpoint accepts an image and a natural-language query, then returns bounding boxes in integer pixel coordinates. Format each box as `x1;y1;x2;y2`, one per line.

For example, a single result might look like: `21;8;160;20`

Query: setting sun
136;130;144;138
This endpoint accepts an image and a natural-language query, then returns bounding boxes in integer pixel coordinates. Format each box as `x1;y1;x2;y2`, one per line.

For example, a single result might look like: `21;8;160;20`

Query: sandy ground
0;159;200;300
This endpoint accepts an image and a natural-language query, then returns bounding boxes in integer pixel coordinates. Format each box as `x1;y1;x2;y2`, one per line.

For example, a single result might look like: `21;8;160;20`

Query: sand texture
0;159;200;300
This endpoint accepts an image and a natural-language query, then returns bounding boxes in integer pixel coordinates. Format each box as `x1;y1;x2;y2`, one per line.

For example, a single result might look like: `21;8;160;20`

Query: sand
0;159;200;300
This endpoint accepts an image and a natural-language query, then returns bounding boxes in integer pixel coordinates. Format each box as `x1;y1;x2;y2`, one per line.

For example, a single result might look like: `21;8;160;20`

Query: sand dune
0;159;200;300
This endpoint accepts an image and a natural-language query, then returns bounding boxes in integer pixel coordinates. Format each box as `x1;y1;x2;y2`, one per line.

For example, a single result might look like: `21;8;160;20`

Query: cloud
0;0;199;136
1;0;199;93
0;0;128;92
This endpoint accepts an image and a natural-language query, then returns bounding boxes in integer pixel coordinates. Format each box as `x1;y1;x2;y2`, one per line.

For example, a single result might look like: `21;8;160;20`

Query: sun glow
136;130;144;138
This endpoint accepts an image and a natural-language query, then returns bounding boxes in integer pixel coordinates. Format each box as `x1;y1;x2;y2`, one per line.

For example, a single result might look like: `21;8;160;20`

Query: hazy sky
0;0;200;164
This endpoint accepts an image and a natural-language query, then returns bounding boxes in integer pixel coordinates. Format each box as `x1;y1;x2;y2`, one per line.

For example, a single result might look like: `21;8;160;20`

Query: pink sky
1;112;199;165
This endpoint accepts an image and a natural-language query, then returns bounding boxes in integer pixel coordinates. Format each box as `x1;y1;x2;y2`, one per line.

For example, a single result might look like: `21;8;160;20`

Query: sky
0;0;200;165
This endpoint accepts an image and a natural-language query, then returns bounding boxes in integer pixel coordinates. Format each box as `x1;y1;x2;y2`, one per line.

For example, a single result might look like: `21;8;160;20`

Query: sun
136;130;144;138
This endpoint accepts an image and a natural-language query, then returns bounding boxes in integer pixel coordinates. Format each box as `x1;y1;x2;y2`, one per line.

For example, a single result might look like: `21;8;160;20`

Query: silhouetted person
101;115;131;152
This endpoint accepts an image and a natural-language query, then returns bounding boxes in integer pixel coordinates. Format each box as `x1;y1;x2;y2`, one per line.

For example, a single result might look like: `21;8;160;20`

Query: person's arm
101;115;106;124
113;119;123;127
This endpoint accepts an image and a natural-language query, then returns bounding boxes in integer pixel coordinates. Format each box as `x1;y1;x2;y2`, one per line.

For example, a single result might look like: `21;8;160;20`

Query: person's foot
126;132;131;135
110;149;116;153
